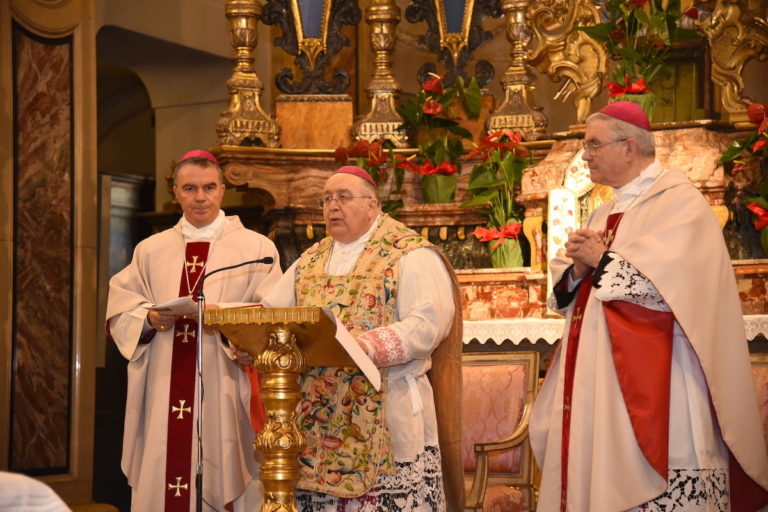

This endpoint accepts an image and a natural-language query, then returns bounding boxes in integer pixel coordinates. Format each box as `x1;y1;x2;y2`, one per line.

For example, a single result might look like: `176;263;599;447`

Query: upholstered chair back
462;351;539;511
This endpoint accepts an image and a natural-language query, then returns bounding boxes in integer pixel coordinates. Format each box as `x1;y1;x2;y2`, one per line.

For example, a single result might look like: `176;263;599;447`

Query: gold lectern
205;306;359;512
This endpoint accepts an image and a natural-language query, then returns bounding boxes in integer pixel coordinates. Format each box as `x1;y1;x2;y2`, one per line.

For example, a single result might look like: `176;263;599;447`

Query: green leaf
758;178;768;198
718;136;756;163
576;23;615;43
672;27;702;43
460;189;499;208
448;125;473;140
462;77;482;118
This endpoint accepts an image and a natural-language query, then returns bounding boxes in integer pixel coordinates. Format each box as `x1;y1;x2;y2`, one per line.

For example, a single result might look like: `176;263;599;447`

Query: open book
321;307;381;391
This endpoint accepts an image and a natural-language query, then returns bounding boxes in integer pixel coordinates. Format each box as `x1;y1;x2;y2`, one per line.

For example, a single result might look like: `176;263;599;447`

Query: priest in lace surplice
529;102;768;511
106;150;282;512
262;165;464;512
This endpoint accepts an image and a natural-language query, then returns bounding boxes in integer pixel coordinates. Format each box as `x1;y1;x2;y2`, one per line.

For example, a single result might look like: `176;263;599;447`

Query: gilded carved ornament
262;0;360;94
434;0;476;63
217;0;281;147
528;0;609;124
353;0;409;147
486;0;548;140
405;0;501;88
699;0;768;122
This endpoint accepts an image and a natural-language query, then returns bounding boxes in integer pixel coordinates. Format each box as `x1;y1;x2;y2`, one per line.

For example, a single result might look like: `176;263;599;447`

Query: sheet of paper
147;297;198;317
321;307;382;391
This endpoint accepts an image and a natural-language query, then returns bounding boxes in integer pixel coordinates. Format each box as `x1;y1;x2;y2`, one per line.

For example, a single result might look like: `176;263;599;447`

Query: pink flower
321;436;343;450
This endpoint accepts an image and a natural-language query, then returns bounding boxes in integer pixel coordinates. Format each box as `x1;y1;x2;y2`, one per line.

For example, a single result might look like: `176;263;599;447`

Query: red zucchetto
598;101;652;131
333;165;376;185
178;149;220;165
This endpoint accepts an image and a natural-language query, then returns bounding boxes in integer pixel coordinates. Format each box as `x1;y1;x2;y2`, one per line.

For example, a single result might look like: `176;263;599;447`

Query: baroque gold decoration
528;0;608;124
205;306;349;511
405;0;501;88
699;0;768;122
353;0;409;147
289;0;333;70
486;0;548;140
262;0;361;94
252;328;307;512
217;0;281;147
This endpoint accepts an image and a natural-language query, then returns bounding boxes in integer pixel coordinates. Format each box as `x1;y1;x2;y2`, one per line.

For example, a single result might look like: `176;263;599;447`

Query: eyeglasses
317;193;373;208
581;138;627;153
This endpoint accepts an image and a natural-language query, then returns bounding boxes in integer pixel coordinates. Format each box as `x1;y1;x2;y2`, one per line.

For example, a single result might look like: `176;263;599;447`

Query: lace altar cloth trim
463;315;768;345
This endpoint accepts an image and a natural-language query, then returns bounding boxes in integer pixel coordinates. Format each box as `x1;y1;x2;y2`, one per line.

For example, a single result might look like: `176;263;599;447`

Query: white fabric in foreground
0;472;71;512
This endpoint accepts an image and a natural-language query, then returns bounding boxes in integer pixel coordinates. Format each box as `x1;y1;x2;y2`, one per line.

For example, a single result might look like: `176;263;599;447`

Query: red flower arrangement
333;138;404;214
395;73;481;203
580;0;701;100
461;129;532;267
720;102;768;255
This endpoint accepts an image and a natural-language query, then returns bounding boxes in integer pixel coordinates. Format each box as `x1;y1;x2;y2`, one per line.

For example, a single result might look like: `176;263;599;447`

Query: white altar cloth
463;315;768;345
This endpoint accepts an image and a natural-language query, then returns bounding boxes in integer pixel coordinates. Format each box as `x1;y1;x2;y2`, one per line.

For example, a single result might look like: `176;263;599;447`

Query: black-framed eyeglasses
581;138;627;153
317;194;373;208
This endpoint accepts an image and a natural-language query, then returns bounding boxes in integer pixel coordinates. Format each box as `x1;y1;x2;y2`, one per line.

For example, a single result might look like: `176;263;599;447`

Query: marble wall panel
459;264;768;321
11;24;72;473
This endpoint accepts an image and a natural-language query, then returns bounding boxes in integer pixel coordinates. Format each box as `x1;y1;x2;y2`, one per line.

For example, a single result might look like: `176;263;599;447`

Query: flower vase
488;238;523;268
421;174;456;204
611;93;656;122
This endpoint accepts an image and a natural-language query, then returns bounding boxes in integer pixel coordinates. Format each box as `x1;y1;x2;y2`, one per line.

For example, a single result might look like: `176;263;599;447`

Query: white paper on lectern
147;297;198;316
321;307;382;391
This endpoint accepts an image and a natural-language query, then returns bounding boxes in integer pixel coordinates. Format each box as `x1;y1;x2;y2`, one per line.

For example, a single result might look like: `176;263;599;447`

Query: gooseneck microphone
193;255;274;512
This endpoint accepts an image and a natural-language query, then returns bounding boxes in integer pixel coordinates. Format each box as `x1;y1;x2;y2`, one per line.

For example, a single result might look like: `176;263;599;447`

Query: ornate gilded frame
289;0;333;70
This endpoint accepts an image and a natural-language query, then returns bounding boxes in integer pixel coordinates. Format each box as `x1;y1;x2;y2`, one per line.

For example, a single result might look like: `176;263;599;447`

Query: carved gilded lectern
204;306;356;512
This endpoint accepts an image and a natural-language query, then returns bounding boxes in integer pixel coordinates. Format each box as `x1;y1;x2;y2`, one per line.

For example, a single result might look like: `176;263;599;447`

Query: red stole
559;213;675;510
164;241;209;511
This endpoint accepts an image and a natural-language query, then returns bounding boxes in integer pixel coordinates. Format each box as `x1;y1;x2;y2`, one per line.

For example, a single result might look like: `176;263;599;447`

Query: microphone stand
192;256;274;512
195;286;205;512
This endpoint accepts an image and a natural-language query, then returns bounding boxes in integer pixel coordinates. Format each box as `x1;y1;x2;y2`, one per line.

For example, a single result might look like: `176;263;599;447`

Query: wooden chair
750;352;768;451
462;351;540;512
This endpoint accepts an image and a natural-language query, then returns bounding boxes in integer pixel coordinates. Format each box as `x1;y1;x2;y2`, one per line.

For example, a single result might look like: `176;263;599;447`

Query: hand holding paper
321;307;381;391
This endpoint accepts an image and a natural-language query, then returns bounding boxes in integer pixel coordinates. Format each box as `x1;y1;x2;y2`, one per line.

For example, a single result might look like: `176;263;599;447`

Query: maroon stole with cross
558;214;621;511
164;241;210;511
558;213;675;510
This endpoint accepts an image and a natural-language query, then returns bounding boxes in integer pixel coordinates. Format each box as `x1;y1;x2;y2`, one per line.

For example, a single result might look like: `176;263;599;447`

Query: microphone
198;256;274;293
193;254;274;512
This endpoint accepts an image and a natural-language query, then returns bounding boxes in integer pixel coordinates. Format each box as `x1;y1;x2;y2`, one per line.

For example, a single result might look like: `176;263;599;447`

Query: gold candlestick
217;0;281;147
353;0;408;147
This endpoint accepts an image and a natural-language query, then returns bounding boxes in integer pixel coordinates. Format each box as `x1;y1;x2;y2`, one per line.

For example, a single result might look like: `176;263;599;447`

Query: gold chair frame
463;350;540;511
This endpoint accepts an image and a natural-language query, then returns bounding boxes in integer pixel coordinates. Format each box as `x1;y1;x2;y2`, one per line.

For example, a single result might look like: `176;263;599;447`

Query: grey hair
360;179;382;208
172;157;224;184
585;112;656;157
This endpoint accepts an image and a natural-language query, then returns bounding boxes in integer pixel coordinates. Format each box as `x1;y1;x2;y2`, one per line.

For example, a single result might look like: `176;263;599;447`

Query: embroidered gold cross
168;477;188;497
171;400;191;420
186;255;204;273
176;324;194;343
573;310;583;322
